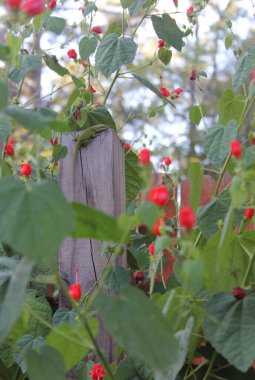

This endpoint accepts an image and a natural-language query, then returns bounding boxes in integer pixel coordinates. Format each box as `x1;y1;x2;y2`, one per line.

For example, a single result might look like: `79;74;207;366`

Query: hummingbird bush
1;0;255;379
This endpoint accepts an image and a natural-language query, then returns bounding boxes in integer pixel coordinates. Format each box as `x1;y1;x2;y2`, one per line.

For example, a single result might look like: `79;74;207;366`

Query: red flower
50;137;58;145
152;218;166;236
67;49;77;59
251;137;255;145
48;0;56;8
171;88;183;99
20;163;32;176
163;157;172;166
91;26;103;34
173;0;178;7
87;84;96;93
4;144;14;156
232;287;246;300
180;207;196;230
160;87;170;97
124;143;131;150
250;68;255;80
68;284;82;301
137;224;148;235
139;148;151;165
230;140;242;159
9;137;16;146
190;67;197;81
6;0;22;9
21;0;45;15
148;244;155;255
245;208;254;219
133;271;144;281
149;185;169;207
187;6;195;15
89;363;105;380
158;39;165;48
80;60;87;68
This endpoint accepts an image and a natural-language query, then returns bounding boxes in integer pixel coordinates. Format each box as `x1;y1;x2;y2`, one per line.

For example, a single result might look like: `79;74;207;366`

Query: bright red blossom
139;148;151;165
21;0;45;15
158;39;165;48
89;363;105;380
152;218;166;236
20;163;32;176
91;26;103;34
245;208;254;219
160;87;170;97
148;244;155;255
48;0;56;8
187;6;195;15
163;157;172;166
50;137;58;145
68;284;82;301
124;143;131;150
87;84;96;93
180;207;196;230
232;287;246;300
190;67;197;81
149;185;169;207
230;140;242;159
6;0;22;10
133;271;145;281
67;49;77;59
4;144;14;156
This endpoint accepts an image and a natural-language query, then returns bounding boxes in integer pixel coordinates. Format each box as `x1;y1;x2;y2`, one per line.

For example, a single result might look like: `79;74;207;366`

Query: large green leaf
13;335;45;373
0;113;12;143
9;55;41;84
96;286;178;375
87;105;116;129
52;308;77;327
104;266;131;291
196;190;231;239
0;178;75;266
0;258;33;344
137;202;162;229
71;202;126;242
132;73;175;107
232;46;255;91
204;120;238;169
79;36;98;60
189;105;206;125
204;290;255;372
95;33;137;77
188;162;204;211
0;80;8;110
218;89;246;125
115;356;152;379
46;322;97;370
43;54;69;77
125;150;144;202
26;345;65;380
43;16;66;35
24;291;52;337
151;14;184;52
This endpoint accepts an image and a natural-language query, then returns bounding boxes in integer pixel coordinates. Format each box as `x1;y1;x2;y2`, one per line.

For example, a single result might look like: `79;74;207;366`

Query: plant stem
202;350;217;380
103;70;120;105
241;248;255;287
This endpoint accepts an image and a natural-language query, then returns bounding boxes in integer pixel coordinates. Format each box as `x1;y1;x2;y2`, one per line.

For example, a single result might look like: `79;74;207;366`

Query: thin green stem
132;0;156;36
103;70;119;105
184;360;208;380
202;351;217;380
241;248;255;287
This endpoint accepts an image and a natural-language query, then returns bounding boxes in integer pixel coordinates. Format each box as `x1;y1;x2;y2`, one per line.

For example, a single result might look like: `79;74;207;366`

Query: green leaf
0;113;11;143
174;260;204;295
71;202;126;242
115;356;152;379
133;73;175;107
0;80;8;110
96;286;178;374
47;322;97;370
26;345;65;380
0;258;33;344
13;335;45;373
0;44;11;61
120;0;136;8
196;190;231;239
218;89;246;125
243;146;255;168
25;291;52;337
9;55;41;84
104;267;131;291
0;178;75;266
204;290;255;372
87;105;116;129
232;46;255;91
125;150;144;202
43;16;66;35
158;48;172;65
155;235;170;253
79;36;98;61
205;120;238;169
128;0;150;15
52;145;68;162
189;105;206;125
151;14;184;52
95;33;137;77
52;308;77;327
137;202;162;229
43;55;69;77
188;162;204;211
155;318;194;380
225;35;233;49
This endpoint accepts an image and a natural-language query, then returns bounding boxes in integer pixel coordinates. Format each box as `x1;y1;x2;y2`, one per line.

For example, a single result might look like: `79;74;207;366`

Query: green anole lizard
73;124;111;176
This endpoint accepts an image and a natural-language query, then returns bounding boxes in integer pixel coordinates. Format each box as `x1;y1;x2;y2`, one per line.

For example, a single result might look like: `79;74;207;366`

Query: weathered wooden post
59;128;126;360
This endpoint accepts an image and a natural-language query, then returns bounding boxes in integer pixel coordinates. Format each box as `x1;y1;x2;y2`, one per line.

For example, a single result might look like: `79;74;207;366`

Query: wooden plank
59;128;126;361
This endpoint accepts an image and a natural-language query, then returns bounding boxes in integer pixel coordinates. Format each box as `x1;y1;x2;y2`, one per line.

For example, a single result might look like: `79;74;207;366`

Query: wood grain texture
59;129;126;361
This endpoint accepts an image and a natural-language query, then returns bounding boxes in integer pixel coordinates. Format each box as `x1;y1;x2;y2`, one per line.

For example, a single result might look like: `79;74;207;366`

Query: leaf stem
241;248;255;287
103;70;120;105
202;350;218;380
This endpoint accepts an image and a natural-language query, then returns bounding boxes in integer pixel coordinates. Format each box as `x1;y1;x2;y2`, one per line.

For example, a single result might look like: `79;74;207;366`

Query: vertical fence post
59;129;126;360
